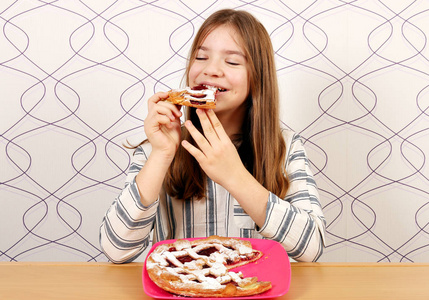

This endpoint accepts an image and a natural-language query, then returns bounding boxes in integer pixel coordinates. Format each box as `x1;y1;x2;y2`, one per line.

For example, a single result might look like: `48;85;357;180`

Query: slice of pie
146;235;272;297
165;85;218;109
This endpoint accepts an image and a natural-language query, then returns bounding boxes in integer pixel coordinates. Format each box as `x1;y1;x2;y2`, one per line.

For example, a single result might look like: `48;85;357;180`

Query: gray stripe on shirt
207;178;216;236
183;199;193;238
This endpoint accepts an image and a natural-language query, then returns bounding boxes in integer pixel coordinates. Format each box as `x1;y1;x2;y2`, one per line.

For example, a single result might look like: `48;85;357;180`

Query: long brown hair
164;9;289;200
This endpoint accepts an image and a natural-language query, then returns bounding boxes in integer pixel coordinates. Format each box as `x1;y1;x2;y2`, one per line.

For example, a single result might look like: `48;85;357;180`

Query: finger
154;114;175;128
153;91;169;102
148;92;168;108
184;120;212;153
181;139;206;162
158;100;183;118
196;109;219;142
155;102;182;121
147;102;181;128
205;109;229;140
148;92;182;116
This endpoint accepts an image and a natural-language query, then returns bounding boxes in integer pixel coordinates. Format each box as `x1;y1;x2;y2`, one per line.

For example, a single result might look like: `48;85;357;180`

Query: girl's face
189;25;250;116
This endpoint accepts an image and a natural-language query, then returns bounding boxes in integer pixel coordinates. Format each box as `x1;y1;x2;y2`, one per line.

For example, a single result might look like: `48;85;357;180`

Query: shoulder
280;127;308;163
280;126;300;145
133;140;153;159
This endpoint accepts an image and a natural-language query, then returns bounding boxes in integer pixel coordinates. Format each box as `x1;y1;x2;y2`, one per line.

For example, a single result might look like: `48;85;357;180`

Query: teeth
203;85;226;92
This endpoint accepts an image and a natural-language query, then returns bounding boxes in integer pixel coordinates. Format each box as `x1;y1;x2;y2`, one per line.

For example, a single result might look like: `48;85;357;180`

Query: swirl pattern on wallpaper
1;0;428;262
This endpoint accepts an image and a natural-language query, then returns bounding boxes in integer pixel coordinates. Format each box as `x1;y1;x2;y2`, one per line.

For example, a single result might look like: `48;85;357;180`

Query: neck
216;106;246;138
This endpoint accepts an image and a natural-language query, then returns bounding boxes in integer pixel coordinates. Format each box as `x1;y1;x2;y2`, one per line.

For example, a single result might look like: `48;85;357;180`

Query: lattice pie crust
146;235;272;297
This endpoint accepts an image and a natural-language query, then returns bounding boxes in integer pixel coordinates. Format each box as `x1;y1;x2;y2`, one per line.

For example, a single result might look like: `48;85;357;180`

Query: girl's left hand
181;109;247;188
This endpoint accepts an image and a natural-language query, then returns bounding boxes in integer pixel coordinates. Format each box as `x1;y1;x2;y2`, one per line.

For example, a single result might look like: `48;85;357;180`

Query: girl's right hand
144;92;182;161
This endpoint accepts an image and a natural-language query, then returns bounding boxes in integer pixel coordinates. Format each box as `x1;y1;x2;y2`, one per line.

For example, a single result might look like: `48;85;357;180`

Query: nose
203;59;223;77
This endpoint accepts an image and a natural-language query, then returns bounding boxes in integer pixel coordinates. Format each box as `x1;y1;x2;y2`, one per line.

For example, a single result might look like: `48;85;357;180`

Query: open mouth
213;86;227;93
193;84;227;93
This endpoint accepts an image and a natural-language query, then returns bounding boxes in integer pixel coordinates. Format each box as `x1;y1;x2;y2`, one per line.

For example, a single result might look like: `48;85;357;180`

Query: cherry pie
166;85;217;109
145;235;272;297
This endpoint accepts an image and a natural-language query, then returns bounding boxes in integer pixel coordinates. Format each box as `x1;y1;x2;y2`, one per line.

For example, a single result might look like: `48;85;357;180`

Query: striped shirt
99;129;326;263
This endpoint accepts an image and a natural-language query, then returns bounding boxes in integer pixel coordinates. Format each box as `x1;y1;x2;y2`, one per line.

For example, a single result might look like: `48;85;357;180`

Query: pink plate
142;237;291;299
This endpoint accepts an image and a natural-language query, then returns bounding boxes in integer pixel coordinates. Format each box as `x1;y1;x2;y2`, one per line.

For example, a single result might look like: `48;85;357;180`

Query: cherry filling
177;255;194;264
166;247;220;267
190;100;207;105
197;246;218;257
166;255;194;267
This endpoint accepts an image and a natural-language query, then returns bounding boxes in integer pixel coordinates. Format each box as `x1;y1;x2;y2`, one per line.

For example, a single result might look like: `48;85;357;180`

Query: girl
100;9;326;263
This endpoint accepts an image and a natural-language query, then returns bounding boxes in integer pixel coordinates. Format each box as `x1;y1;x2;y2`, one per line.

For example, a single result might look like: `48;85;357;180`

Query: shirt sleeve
258;132;326;262
99;145;158;263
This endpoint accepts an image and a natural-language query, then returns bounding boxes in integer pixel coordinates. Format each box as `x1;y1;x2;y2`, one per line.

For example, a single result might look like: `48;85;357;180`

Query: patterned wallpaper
1;0;428;262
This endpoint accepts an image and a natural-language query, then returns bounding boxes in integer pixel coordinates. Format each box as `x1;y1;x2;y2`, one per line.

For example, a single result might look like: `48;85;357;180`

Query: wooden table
1;262;428;299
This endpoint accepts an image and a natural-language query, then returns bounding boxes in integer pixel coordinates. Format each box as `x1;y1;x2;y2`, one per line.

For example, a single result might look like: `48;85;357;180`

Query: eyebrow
198;46;246;58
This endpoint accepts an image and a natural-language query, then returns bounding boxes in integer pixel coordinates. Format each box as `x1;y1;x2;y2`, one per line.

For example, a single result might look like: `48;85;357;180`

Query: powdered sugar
146;237;260;289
